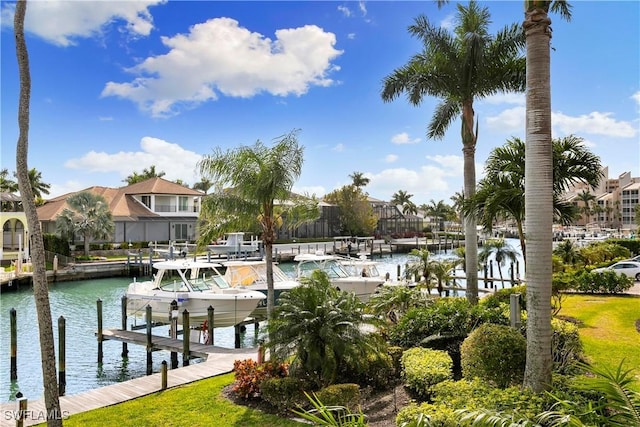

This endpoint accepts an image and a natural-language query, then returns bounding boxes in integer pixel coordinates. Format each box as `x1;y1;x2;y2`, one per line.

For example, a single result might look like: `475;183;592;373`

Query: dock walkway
0;338;258;426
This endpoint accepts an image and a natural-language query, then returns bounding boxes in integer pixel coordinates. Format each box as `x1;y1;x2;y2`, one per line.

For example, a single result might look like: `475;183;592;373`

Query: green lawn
558;293;640;387
48;373;302;427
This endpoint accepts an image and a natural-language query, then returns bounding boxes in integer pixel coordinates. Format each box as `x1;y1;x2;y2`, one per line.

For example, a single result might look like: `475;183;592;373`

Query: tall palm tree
197;130;320;318
24;167;50;201
478;238;518;288
424;199;453;231
381;1;526;304
464;135;601;264
13;1;63;423
55;191;115;256
576;189;596;226
523;0;572;393
349;171;370;189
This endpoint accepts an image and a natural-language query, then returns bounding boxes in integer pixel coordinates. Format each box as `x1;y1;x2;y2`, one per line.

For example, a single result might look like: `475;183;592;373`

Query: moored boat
126;260;266;327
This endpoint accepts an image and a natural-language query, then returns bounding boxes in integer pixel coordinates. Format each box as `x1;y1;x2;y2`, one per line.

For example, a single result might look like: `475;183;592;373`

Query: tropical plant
522;0;572;394
292;392;368;427
553;239;583;266
124;165;166;185
13;2;63;424
430;259;457;296
197;130;319;318
404;248;436;294
55;191;115;256
348;171;370;189
0;168;19;193
422;199;455;232
192;178;214;194
392;190;417;215
381;1;525;304
479;238;519;288
463;136;601;264
24;167;50;200
324;185;377;236
266;270;384;388
576;189;596;225
367;284;433;325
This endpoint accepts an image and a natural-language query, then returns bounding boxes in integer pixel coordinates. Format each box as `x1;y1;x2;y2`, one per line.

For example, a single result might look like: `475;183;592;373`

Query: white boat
222;259;300;319
206;232;261;257
293;252;386;302
126;260;266;328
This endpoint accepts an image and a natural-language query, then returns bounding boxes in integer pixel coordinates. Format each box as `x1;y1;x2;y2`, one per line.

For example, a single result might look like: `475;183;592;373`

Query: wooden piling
161;360;167;390
121;295;128;358
182;309;190;367
396;264;401;281
16;395;27;427
207;306;214;345
234;324;241;349
489;261;494;288
483;264;488;288
58;315;66;396
170;300;178;369
146;305;153;375
97;299;103;364
10;308;17;381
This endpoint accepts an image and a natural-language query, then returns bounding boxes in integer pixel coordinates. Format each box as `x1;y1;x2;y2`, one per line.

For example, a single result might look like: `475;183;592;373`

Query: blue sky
1;1;638;206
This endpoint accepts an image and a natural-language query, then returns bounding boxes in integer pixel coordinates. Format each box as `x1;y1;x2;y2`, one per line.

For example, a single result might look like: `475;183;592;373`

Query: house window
141;196;151;209
175;224;188;240
178;197;188;212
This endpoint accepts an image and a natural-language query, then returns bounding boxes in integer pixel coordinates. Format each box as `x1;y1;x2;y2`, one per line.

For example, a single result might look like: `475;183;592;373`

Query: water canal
0;240;523;403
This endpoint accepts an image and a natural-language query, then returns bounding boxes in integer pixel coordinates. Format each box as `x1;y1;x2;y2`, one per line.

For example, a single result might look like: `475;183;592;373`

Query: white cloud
333;143;345;152
347;33;356;40
101;18;343;118
632;91;640;106
366;166;451;203
337;5;352;17
385;154;398;163
1;1;164;47
440;13;455;31
486;106;525;131
553;111;637;138
292;185;325;198
425;155;464;176
481;92;525;106
98;116;113;121
64;136;203;184
48;180;89;199
391;132;421;145
358;1;367;16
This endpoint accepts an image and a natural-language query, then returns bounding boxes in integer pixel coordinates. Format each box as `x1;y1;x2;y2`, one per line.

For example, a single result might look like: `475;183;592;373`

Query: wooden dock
0;333;259;426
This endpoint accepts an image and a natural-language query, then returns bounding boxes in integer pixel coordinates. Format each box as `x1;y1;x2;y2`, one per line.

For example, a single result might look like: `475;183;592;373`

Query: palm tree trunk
462;109;479;305
523;6;553;393
14;1;63;424
516;219;526;266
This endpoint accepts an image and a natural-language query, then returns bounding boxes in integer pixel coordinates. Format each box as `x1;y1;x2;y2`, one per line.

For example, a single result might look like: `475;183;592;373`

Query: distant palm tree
381;2;526;304
553;239;582;266
124;165;166;185
349;171;370;189
198;130;320;318
431;259;456;296
25;168;50;199
479;238;518;288
55;191;115;256
424;199;453;231
404;248;436;294
192;178;213;194
391;190;417;216
576;189;596;226
0;168;19;193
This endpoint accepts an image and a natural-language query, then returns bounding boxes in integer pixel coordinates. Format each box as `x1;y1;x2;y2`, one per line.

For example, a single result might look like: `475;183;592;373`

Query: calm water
0;239;523;403
0;276;260;403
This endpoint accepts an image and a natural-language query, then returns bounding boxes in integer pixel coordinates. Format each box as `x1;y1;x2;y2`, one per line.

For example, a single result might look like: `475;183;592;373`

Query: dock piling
170;300;178;369
121;295;128;358
161;360;167;390
16;395;27;427
146;305;153;375
182;309;190;367
207;306;214;345
58;316;66;396
10;308;17;381
97;299;103;364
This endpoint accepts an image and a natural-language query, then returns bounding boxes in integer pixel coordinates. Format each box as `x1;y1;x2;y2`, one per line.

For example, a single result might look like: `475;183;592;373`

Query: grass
558;293;640;388
43;373;302;427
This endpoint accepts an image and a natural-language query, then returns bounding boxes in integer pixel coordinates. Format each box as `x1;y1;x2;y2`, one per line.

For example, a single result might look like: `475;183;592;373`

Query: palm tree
464;135;601;264
124;165;166;185
197;130;319;318
24;167;50;199
431;259;457;296
552;239;582;266
0;168;19;193
266;270;382;388
424;199;453;232
478;238;518;288
391;190;413;210
576;189;596;226
381;1;526;304
55;191;115;256
349;171;370;189
367;285;431;325
404;248;436;294
192;178;213;194
13;1;63;423
523;0;572;393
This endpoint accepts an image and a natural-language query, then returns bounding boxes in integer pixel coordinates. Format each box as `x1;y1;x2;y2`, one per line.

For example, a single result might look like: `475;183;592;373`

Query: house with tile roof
37;178;204;246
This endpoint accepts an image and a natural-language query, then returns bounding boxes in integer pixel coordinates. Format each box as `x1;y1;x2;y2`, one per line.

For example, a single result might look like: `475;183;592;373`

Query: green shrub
314;383;361;411
551;318;584;374
579;241;631;265
396;403;458;427
43;233;70;256
260;376;308;413
460;323;526;388
339;348;395;390
574;270;633;294
401;347;453;398
481;285;527;311
388;346;404;377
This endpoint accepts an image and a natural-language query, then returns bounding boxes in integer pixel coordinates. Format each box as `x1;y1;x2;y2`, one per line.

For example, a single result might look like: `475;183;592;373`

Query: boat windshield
298;259;349;279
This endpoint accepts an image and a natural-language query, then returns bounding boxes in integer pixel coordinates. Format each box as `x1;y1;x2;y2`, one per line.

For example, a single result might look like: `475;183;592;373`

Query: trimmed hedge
460;323;526;388
401;347;453;398
314;383;361;411
260;377;308;413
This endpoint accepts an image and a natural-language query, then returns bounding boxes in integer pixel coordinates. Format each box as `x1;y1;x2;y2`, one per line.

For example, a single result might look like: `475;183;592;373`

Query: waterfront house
37;178;204;246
